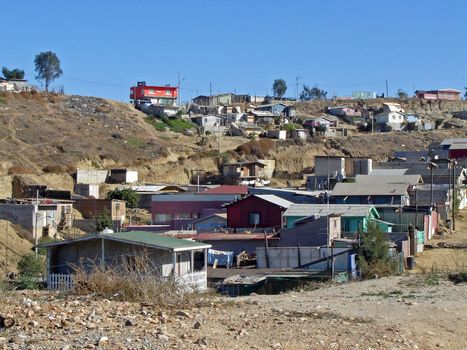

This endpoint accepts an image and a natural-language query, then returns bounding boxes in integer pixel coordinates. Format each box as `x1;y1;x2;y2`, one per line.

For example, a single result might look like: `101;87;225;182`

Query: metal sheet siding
226;196;284;229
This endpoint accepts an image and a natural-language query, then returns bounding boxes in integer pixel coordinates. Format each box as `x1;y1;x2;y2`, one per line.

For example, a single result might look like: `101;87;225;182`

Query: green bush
17;254;46;289
95;212;113;232
107;188;139;208
358;222;399;278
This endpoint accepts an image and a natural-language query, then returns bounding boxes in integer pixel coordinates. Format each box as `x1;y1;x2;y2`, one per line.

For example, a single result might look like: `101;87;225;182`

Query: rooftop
440;138;467;146
369;169;408;176
355;174;423;185
199;185;248;195
252;194;293;208
331;182;410;197
194;233;278;241
38;231;211;252
449;143;467;150
284;204;377;218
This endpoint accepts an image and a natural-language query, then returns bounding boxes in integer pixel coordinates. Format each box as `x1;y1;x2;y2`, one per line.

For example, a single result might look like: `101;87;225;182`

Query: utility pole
177;71;185;107
452;161;457;230
385;79;389;98
5;221;8;269
218;123;222;155
209;82;212;97
34;190;39;257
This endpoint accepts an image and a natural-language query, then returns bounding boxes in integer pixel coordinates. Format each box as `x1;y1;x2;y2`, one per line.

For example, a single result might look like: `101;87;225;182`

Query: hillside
295;97;467;121
0;91;465;195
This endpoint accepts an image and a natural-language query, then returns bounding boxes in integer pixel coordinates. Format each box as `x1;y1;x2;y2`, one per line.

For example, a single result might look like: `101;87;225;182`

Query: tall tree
300;85;327;100
34;51;62;92
2;67;25;80
272;79;287;99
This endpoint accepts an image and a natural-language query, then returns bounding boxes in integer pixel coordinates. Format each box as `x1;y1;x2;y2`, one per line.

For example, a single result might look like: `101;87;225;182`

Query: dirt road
415;211;467;272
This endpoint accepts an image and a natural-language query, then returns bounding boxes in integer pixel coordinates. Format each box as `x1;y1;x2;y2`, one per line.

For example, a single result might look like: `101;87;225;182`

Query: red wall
449;149;467;159
227;196;285;229
130;86;178;100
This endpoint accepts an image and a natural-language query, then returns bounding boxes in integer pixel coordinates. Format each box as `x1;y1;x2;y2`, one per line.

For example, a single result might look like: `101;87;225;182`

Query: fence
47;273;74;291
176;270;207;291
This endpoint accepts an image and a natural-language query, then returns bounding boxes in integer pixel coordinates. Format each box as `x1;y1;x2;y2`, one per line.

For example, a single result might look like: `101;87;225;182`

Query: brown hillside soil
0;92;464;190
0;220;33;274
0;274;465;349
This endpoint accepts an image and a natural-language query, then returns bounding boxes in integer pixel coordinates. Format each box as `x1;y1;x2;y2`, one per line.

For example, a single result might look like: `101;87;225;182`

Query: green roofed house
283;204;393;234
38;231;211;291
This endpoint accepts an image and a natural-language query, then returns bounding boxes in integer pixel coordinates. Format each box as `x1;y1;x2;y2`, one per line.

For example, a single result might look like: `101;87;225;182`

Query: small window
165;90;172;95
249;212;261;225
155;213;172;222
148;89;155;94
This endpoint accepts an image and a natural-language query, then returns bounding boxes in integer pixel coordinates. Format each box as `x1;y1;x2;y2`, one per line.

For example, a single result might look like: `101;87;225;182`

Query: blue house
253;103;295;117
283;204;390;234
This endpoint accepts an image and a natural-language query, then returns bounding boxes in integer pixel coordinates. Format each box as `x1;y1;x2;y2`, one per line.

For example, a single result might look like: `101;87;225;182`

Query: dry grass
70;253;208;309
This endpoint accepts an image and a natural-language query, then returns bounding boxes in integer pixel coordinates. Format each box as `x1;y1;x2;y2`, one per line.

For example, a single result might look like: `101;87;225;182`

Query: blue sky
2;0;466;101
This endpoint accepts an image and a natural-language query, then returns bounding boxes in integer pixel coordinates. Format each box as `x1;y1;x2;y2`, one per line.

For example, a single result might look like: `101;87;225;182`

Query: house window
148;89;155;94
248;212;261;225
165;90;172;95
154;213;171;222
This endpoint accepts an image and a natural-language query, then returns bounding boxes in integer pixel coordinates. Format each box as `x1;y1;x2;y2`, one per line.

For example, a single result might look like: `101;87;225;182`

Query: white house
375;103;406;131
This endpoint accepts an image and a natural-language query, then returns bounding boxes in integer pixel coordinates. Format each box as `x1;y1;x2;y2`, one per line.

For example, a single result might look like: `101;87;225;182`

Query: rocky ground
0;273;465;350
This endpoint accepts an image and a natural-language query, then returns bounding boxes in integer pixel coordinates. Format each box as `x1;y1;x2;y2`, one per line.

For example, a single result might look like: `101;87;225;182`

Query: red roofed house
415;89;461;101
130;81;179;116
226;194;292;231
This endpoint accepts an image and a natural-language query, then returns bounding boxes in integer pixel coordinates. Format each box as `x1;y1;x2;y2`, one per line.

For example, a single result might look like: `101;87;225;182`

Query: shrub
358;222;399;279
94;212;113;232
107;188;139;208
17;254;46;289
71;254;206;307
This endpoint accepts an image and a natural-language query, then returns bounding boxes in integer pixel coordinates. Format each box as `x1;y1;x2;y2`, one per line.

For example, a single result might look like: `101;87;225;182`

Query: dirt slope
0;274;465;349
0;92;465;191
0;220;33;274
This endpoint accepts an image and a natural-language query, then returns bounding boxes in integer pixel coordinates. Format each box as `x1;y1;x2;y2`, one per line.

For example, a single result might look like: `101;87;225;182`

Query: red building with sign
130;81;178;104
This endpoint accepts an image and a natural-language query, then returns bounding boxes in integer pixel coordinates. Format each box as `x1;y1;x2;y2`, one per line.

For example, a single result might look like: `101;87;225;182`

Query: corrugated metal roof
284;204;376;218
369;169;408;176
355;174;423;185
253;194;293;208
37;231;211;252
440;138;467;146
331;182;409;196
449;143;467;150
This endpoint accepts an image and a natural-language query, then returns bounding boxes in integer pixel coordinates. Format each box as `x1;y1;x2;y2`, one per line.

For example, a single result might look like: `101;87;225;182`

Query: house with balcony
130;81;179;116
